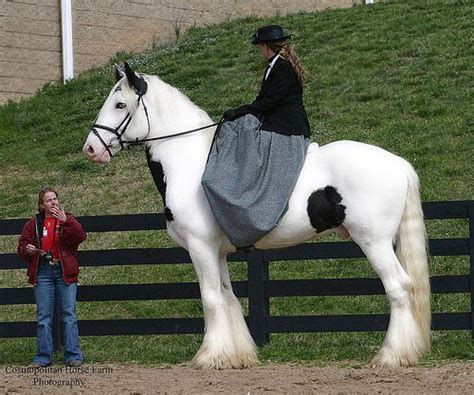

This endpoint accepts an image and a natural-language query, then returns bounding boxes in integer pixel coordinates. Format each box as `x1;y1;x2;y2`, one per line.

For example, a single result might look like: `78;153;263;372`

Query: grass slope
0;0;472;365
0;0;472;218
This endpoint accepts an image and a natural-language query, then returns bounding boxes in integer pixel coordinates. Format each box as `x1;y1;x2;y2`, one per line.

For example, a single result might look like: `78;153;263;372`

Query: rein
124;122;222;146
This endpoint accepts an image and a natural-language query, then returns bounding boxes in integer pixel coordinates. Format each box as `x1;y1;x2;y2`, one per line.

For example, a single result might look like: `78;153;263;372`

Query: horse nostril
86;145;94;155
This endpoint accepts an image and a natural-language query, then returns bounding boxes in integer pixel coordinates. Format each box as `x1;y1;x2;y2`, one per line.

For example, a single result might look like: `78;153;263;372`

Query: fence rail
1;200;472;347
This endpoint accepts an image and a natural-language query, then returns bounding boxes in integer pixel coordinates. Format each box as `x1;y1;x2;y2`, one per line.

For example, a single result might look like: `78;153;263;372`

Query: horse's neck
145;77;215;186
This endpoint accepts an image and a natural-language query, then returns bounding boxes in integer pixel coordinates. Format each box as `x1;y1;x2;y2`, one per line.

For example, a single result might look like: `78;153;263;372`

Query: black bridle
92;112;132;157
91;87;151;157
91;87;221;157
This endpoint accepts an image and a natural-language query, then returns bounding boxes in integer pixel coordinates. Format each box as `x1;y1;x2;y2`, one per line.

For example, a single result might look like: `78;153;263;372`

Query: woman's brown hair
37;187;59;213
268;41;308;86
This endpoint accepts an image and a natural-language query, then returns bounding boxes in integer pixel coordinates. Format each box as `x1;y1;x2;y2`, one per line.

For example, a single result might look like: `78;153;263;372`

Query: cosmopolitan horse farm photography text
0;0;473;393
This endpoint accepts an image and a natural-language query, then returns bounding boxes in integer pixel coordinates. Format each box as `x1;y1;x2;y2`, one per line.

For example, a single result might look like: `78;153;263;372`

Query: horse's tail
395;166;431;353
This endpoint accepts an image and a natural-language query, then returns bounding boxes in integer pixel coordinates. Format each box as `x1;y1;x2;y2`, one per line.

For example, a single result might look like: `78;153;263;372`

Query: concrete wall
0;0;359;104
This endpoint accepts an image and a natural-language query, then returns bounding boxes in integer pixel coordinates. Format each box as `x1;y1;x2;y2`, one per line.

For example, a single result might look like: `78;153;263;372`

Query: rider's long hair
267;41;308;86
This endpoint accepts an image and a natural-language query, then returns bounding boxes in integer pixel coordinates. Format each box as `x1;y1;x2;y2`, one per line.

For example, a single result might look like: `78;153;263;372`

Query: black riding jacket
235;56;310;138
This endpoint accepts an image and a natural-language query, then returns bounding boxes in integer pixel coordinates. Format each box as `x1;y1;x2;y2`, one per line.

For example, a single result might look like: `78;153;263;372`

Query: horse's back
315;140;410;167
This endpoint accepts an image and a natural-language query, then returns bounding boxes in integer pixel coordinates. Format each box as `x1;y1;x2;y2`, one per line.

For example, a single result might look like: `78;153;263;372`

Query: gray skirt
201;114;309;247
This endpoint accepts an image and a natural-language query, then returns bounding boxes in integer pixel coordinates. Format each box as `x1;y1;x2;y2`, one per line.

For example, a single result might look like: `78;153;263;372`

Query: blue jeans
33;264;83;365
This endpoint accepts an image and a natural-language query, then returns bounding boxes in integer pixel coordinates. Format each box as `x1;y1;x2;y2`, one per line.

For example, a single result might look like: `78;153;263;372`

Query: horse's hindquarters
256;140;414;250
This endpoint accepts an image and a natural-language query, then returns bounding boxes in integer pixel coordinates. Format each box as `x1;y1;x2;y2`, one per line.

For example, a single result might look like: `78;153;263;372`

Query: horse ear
115;63;125;82
124;61;148;96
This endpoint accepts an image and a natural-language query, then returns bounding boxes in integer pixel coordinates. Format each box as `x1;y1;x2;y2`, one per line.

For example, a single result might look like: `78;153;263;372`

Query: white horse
83;62;430;369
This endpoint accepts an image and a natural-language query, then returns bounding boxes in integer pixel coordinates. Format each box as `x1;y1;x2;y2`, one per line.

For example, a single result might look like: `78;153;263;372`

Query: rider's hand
223;108;238;121
223;106;249;122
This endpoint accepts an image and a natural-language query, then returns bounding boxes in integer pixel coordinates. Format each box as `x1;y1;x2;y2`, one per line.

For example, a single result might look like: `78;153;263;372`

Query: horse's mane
122;74;211;130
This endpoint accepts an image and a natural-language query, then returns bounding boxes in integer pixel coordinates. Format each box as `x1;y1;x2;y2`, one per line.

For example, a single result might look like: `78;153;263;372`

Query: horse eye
116;102;126;109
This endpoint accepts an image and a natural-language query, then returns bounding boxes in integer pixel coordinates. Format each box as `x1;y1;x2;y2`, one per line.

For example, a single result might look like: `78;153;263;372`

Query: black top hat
251;25;291;44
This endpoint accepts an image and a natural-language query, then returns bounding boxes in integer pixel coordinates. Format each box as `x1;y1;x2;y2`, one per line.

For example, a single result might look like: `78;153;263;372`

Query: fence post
469;201;474;339
52;300;62;352
247;249;269;346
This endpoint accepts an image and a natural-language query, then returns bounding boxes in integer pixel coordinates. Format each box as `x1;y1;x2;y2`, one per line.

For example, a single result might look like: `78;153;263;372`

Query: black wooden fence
0;200;472;348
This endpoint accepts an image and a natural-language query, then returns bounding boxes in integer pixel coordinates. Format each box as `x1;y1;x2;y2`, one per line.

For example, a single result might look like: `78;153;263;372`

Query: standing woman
202;25;311;248
17;187;86;367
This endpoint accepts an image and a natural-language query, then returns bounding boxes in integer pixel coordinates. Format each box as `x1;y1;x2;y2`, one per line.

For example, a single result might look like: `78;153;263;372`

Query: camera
42;250;53;264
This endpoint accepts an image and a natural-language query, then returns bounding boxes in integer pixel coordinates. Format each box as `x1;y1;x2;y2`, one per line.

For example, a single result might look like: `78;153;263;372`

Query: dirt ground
1;362;473;394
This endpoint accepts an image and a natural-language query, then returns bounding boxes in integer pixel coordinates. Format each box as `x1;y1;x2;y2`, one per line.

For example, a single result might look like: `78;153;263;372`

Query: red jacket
17;212;87;285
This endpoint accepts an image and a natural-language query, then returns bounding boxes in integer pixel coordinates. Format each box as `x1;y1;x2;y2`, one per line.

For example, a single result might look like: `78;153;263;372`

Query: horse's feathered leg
360;169;430;368
359;240;427;367
219;255;258;367
188;240;252;369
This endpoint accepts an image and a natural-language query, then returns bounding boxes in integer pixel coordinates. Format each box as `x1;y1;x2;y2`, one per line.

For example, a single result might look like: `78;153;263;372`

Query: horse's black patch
307;186;346;233
164;207;173;222
146;148;174;221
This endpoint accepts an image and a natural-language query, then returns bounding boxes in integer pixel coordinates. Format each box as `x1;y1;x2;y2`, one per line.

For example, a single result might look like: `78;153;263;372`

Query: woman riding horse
202;25;314;249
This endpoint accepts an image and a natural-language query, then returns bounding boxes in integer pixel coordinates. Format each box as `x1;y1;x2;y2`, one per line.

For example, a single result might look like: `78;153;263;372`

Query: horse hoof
190;348;259;369
370;351;418;368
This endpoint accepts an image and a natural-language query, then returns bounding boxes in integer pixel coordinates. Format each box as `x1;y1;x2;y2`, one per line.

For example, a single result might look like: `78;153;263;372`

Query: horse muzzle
82;132;112;163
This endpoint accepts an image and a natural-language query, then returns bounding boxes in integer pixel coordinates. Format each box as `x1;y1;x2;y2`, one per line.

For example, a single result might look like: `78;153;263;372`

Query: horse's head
83;62;152;163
